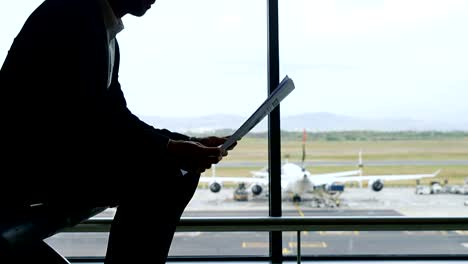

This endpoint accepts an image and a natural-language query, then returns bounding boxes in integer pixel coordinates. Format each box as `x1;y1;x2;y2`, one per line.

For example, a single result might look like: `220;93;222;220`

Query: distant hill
139;112;468;133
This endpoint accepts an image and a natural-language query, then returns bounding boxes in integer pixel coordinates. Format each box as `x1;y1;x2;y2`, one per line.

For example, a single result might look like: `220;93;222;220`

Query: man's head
108;0;156;18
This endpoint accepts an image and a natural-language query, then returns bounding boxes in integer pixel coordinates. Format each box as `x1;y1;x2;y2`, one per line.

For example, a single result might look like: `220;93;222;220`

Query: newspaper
220;75;295;152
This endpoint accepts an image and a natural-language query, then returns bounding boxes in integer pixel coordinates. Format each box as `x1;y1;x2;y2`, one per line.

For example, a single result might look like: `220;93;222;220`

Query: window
279;0;468;258
2;0;468;261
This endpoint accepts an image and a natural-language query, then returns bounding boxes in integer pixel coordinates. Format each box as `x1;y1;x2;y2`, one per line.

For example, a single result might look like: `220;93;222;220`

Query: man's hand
190;136;237;156
167;139;223;174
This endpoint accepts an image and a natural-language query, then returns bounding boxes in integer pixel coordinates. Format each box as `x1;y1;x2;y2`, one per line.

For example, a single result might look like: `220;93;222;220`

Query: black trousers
105;171;200;264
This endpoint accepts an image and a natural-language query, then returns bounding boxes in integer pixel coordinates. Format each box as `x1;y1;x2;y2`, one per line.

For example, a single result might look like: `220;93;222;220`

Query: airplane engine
371;180;384;192
251;184;263;195
209;182;222;193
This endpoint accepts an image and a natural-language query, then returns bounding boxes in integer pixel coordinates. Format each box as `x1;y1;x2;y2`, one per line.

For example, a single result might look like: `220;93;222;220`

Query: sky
1;0;467;124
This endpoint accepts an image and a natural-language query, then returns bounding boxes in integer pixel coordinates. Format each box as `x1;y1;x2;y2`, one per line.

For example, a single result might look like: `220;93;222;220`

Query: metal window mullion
267;0;282;263
297;231;301;264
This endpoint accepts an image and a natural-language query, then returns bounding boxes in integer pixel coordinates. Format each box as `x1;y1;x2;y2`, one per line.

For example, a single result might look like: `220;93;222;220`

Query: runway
45;186;468;258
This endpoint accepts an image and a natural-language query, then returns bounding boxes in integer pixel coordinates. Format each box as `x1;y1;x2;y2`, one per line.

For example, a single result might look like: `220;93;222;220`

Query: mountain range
139;112;468;133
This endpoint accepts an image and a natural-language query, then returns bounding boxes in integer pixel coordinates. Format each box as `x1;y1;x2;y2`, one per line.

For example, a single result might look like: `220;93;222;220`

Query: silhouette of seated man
0;0;235;263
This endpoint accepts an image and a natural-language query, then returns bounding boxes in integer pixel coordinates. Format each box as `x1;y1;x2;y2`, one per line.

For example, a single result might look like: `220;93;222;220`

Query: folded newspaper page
220;75;295;152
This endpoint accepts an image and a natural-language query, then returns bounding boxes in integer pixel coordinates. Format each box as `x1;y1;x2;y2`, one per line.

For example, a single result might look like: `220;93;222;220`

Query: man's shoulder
25;0;103;35
33;0;100;21
45;0;98;9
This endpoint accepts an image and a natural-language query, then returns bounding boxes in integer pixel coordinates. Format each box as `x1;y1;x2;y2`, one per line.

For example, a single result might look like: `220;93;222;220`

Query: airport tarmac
185;186;468;217
93;186;468;217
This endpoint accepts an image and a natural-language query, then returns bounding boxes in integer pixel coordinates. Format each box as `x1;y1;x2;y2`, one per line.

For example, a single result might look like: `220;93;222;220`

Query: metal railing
64;216;468;263
67;216;468;233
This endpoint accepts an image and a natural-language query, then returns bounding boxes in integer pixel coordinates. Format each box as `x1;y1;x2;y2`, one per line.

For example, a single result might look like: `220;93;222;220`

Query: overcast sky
1;0;467;124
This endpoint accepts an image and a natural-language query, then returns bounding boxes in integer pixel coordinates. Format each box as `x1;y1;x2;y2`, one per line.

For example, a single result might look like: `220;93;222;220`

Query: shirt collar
98;0;124;41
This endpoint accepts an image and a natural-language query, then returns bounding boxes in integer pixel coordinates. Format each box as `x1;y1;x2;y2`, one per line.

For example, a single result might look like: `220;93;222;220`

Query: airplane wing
331;170;441;184
312;170;362;178
250;170;269;178
251;170;361;178
199;176;268;185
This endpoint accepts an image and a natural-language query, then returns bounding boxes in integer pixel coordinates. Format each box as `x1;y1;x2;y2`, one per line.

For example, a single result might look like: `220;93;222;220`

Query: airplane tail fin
358;149;363;169
301;128;307;169
358;149;363;186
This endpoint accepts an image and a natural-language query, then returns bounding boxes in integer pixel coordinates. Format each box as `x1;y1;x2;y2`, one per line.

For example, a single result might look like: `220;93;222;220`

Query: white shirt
97;0;124;88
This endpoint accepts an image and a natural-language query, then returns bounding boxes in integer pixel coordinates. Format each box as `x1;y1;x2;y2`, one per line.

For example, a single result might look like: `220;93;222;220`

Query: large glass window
3;0;468;261
279;0;468;257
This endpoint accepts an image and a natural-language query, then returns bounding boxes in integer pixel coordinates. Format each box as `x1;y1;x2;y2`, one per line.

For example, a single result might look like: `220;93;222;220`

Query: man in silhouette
0;0;235;262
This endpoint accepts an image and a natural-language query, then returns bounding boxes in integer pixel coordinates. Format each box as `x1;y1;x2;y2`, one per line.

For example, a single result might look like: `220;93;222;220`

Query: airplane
199;130;441;203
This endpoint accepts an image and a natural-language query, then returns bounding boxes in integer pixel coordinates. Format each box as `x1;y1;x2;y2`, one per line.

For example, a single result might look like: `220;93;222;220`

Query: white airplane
199;130;441;202
336;150;441;193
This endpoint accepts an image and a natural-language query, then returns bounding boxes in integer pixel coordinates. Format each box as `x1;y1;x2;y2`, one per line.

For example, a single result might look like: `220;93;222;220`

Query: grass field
223;137;468;162
202;137;468;187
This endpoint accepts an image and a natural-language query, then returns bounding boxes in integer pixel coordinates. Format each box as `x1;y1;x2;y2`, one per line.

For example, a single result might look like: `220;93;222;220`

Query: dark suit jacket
0;0;188;205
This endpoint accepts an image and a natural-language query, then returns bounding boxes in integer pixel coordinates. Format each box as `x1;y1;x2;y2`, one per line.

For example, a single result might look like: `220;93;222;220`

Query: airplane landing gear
308;189;343;208
233;183;249;201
